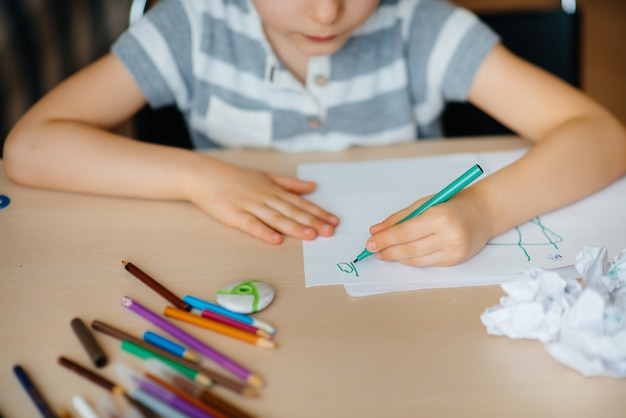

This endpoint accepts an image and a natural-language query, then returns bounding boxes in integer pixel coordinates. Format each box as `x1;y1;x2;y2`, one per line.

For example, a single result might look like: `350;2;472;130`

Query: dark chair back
127;0;193;149
0;0;125;158
134;105;193;149
442;4;581;137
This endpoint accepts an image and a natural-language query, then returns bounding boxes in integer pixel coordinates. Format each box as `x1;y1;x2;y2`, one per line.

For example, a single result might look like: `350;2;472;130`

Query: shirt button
314;75;328;86
308;117;322;128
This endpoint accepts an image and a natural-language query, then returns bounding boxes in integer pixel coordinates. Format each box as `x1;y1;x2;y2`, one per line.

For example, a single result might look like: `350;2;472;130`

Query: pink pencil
200;310;272;340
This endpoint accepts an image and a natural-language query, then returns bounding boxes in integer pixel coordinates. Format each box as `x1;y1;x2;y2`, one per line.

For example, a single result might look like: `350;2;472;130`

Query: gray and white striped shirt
112;0;499;152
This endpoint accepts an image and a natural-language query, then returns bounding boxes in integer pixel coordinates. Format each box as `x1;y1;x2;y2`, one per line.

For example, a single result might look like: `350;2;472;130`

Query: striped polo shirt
112;0;499;152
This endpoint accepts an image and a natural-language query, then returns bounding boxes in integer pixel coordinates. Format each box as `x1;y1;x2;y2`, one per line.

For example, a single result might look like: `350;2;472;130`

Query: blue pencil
182;295;276;335
13;365;59;418
143;330;199;362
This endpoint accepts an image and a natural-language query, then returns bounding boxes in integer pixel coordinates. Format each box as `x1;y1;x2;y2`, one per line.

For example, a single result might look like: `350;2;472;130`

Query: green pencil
120;340;212;386
353;164;484;263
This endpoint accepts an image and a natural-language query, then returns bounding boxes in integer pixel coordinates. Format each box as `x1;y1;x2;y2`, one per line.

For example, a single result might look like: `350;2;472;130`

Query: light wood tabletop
1;137;624;418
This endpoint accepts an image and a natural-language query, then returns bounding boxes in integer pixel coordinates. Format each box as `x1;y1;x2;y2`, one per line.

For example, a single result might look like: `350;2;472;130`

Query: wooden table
1;137;624;417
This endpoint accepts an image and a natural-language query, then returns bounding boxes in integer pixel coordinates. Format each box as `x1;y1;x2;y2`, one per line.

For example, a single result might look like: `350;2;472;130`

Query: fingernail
304;228;315;236
367;241;377;251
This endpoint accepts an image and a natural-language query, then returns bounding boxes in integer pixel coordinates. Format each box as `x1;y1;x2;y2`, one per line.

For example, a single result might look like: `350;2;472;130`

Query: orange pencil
163;307;277;349
200;309;272;340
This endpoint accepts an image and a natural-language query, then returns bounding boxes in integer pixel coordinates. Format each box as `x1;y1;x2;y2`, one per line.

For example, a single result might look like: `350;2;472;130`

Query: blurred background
1;0;624;157
456;0;626;126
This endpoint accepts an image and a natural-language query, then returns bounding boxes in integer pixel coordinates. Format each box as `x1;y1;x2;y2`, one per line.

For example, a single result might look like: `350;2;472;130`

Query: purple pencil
135;377;214;418
121;296;263;388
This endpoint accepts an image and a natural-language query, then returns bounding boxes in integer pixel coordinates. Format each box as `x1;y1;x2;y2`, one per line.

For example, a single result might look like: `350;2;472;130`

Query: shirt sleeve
111;0;194;109
405;0;500;104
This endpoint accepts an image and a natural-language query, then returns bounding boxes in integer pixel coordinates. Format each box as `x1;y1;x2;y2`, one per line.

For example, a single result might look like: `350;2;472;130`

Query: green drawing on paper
487;216;563;261
337;262;359;277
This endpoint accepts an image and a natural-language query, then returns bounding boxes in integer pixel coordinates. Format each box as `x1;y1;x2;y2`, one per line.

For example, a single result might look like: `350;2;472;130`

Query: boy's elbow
2;126;38;186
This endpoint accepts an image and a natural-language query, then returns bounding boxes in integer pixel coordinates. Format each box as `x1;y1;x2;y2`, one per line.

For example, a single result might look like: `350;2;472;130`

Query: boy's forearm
473;113;626;237
3;120;206;203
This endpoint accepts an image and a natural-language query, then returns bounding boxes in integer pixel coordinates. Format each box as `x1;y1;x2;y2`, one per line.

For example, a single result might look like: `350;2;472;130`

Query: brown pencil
170;373;258;418
121;261;191;311
91;320;258;397
57;356;157;418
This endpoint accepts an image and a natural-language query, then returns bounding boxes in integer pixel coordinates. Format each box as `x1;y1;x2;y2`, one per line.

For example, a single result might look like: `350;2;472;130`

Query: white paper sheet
298;150;626;295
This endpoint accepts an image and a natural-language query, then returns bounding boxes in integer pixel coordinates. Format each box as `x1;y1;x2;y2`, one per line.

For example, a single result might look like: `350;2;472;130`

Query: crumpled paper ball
480;246;626;378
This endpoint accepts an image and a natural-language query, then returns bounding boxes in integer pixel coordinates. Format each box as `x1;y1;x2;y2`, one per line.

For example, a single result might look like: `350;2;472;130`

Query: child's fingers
278;193;339;227
369;221;389;234
368;201;486;266
269;173;317;195
250;205;321;241
369;196;433;234
396;250;449;267
366;216;433;256
194;168;338;242
264;198;335;237
217;210;284;244
268;173;339;227
374;231;440;263
372;228;468;267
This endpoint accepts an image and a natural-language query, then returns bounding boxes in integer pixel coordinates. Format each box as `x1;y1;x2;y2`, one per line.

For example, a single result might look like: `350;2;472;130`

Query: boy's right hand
186;157;339;244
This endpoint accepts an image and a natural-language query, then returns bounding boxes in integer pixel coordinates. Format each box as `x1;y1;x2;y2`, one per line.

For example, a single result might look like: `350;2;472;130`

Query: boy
4;0;626;267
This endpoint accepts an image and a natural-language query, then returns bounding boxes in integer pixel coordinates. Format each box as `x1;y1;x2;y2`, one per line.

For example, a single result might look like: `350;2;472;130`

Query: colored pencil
122;261;191;311
143;330;200;362
145;359;255;418
57;356;157;418
121;340;212;386
117;363;218;418
129;389;188;418
71;396;99;418
145;373;225;418
58;356;123;394
144;372;227;418
183;295;276;335
93;322;253;397
13;364;59;418
91;320;257;397
136;376;218;418
71;317;108;367
164;307;276;349
200;310;272;339
121;296;264;388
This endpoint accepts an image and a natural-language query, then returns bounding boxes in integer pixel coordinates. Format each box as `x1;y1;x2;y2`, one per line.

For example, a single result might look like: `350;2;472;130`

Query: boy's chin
301;45;344;58
297;38;347;58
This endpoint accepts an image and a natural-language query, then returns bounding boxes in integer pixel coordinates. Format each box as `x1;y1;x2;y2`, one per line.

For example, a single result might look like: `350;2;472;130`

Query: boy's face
252;0;380;57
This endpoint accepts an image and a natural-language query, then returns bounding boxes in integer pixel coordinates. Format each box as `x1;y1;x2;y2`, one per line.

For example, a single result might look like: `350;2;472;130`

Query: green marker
353;164;484;263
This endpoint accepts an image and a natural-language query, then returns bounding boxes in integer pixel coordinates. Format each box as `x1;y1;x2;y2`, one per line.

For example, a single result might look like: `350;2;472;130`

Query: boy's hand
187;158;339;244
364;192;493;267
